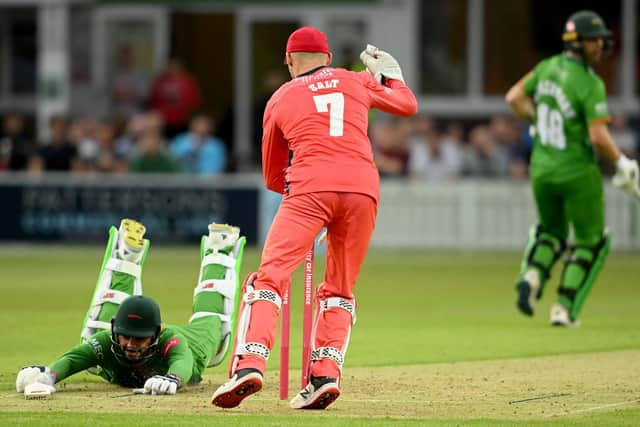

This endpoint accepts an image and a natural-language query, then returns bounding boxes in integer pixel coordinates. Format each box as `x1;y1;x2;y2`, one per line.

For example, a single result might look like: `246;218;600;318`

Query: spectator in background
0;112;35;171
440;121;465;170
71;116;100;171
490;116;529;179
94;120;127;173
408;116;462;182
170;113;226;175
113;113;146;161
129;130;178;173
110;116;131;160
29;116;78;172
145;110;166;135
371;117;411;178
117;111;166;160
462;125;510;178
149;58;201;140
110;45;150;118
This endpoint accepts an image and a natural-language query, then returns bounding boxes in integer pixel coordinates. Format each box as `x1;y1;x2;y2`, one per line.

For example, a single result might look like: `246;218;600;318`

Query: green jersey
524;53;610;181
48;326;202;388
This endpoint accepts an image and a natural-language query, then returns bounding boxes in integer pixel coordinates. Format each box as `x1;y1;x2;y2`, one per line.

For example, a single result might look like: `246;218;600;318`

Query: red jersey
149;73;201;126
262;67;417;202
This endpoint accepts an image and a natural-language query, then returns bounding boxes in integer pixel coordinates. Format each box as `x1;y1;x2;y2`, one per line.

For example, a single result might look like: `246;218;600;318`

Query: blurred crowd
0;57;226;176
371;112;638;182
0;53;637;179
0;110;226;175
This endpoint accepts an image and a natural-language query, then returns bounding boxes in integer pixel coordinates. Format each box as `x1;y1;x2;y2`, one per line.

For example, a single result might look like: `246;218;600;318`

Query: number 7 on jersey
313;92;344;136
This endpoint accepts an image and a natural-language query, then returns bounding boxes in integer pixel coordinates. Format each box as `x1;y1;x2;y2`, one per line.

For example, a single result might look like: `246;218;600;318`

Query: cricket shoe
550;303;581;327
117;218;146;263
290;376;340;410
516;270;540;316
206;223;240;254
211;368;263;409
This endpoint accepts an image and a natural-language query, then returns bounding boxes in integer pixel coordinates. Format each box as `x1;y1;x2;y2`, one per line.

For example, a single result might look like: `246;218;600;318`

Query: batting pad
80;224;150;342
191;230;246;367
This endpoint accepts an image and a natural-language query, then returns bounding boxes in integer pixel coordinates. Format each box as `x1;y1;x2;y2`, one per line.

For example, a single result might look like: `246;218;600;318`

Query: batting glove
143;375;179;395
613;154;640;200
359;44;405;84
16;365;56;393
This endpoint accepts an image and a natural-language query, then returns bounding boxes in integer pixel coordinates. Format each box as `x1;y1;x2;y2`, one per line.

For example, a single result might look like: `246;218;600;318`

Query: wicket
279;245;315;399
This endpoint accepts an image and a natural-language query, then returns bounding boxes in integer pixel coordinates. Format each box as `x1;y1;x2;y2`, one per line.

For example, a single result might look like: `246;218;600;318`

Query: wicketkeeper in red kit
212;25;417;410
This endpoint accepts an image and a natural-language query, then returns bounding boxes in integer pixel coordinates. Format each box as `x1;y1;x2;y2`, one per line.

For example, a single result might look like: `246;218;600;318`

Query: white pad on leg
311;346;344;366
318;297;357;325
81;227;147;342
229;274;282;374
194;237;245;367
309;294;356;380
82;289;132;333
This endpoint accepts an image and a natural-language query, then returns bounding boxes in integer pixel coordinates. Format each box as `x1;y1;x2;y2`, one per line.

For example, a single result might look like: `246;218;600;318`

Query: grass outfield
0;245;639;426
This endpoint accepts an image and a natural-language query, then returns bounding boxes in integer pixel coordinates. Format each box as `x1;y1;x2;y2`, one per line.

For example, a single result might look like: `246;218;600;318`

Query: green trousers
532;165;604;246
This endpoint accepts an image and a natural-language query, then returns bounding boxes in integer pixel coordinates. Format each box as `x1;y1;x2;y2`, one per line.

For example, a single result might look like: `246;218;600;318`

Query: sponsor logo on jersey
595;102;608;115
162;337;181;358
298;67;334;83
536;80;576;119
90;338;104;360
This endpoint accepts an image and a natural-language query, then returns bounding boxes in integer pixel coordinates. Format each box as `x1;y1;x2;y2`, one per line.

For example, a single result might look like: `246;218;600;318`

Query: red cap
285;26;330;54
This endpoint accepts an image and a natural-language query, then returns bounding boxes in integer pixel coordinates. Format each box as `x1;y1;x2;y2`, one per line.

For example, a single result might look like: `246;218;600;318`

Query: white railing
372;181;640;250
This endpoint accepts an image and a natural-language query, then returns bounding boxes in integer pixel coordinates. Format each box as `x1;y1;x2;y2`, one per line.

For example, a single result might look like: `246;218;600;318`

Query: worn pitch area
2;350;638;421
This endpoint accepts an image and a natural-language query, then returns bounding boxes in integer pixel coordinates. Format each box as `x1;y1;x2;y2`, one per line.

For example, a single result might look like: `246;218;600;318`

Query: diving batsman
16;219;246;396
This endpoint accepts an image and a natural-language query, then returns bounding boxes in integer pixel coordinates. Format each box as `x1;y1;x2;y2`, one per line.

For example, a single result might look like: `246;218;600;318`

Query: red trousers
237;191;377;378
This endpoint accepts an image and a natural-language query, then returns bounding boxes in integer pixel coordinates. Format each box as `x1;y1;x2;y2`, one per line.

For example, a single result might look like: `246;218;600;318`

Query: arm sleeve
363;72;418;117
47;340;102;383
261;100;290;194
164;335;193;386
584;79;610;124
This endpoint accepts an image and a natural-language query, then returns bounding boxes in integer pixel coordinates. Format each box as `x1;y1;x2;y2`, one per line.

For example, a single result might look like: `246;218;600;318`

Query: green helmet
562;10;612;52
110;295;162;366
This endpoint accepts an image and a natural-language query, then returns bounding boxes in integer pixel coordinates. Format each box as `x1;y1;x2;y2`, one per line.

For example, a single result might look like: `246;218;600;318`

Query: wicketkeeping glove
16;365;56;393
359;44;405;84
143;375;179;395
613;154;640;200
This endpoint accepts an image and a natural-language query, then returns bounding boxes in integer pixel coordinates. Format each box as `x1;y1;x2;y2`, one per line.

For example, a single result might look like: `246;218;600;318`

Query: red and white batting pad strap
236;342;270;359
188;311;231;324
243;289;282;309
93;289;130;306
318;297;356;325
311;346;344;366
85;319;111;331
106;258;141;278
193;278;235;299
201;253;237;269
